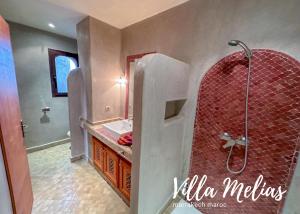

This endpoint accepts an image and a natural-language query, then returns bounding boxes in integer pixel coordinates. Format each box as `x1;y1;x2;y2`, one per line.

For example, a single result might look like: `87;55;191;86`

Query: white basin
102;120;132;139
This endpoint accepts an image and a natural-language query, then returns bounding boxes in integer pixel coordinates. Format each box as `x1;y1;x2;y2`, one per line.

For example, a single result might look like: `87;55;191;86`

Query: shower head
228;40;252;59
228;40;239;46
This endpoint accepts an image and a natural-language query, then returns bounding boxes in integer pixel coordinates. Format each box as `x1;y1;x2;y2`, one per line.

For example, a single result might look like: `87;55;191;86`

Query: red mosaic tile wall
189;49;300;214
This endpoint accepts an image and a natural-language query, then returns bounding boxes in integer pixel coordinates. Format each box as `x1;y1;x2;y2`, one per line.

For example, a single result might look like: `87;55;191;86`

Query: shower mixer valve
220;132;247;149
221;40;251;174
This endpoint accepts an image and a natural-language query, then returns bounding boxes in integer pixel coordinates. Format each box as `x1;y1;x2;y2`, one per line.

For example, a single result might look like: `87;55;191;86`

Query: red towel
118;133;132;146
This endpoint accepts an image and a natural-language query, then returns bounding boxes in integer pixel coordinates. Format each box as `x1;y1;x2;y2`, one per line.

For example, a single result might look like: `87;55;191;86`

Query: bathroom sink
102;120;132;139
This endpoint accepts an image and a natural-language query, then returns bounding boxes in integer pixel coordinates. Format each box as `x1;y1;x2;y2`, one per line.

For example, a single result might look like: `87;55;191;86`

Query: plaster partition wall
9;22;78;149
67;68;86;159
76;18;92;122
131;54;190;214
77;17;122;124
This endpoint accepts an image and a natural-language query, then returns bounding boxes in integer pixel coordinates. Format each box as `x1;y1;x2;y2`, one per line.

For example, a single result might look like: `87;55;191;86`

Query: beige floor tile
28;143;129;214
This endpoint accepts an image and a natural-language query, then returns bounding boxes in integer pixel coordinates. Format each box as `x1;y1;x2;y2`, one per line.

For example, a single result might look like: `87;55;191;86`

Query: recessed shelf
164;99;186;120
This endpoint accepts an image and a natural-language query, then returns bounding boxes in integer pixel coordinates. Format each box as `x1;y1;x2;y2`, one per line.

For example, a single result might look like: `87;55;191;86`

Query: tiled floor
28;143;130;214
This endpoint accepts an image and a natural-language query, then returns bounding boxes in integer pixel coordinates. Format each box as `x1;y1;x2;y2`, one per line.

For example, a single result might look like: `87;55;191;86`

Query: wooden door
119;159;131;200
0;16;33;214
104;148;119;187
93;138;105;172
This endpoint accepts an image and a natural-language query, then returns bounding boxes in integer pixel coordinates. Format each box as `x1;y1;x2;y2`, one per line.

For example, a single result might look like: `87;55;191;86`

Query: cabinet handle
20;120;25;138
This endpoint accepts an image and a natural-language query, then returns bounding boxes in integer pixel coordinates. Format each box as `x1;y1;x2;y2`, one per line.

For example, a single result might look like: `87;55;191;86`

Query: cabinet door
93;138;105;171
104;148;119;187
119;159;132;200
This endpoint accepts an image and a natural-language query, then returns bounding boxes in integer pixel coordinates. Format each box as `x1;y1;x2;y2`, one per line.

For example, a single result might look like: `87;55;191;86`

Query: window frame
48;48;79;97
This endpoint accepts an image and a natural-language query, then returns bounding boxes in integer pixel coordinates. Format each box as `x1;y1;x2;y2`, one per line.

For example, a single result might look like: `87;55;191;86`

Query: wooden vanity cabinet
93;138;105;171
92;137;132;203
119;159;132;200
104;147;119;187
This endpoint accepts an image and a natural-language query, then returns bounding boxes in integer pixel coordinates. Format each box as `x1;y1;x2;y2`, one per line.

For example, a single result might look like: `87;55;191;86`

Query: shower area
189;46;300;213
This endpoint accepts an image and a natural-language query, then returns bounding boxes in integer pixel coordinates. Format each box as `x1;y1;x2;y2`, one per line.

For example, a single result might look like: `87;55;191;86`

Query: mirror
125;52;155;119
128;61;135;118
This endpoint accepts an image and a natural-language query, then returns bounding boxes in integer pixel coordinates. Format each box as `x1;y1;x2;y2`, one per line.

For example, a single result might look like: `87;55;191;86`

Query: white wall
9;22;77;148
0;146;13;214
131;54;189;214
77;17;123;124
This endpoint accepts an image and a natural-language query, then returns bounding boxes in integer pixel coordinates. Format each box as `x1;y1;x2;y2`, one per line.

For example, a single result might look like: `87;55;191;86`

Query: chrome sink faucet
220;132;246;149
126;116;133;129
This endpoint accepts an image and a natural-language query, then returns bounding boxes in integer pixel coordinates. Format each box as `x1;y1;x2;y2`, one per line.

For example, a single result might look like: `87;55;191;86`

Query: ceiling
0;0;189;38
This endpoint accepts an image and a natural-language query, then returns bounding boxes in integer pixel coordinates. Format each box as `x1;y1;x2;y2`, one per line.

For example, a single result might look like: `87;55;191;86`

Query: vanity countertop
84;122;132;163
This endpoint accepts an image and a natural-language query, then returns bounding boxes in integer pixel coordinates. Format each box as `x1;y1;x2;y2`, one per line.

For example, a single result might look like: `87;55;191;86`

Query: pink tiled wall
189;50;300;214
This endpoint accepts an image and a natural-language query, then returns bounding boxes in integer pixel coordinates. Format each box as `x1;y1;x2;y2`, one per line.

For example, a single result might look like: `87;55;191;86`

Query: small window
48;49;78;97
